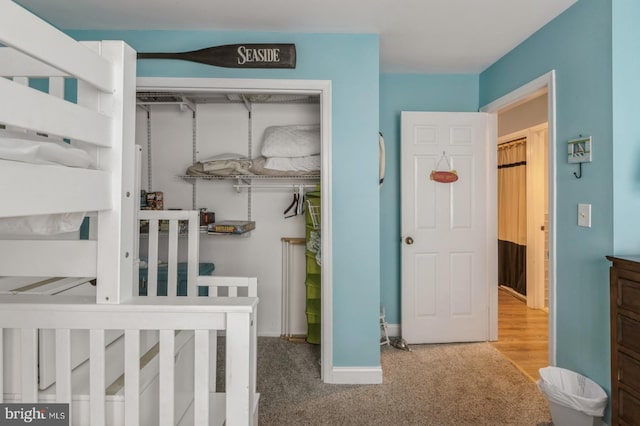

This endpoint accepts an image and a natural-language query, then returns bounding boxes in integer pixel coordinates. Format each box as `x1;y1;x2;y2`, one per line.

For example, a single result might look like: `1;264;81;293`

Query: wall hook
573;162;582;179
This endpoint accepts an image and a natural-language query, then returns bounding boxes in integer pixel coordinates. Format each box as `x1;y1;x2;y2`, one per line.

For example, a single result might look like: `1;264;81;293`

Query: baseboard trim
387;324;400;338
328;366;383;384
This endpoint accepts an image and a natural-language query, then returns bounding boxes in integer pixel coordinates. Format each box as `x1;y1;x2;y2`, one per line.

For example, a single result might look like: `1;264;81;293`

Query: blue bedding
139;262;215;296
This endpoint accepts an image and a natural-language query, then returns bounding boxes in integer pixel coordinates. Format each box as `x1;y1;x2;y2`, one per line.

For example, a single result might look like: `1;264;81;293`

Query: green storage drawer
307;323;321;345
306;252;321;275
306;297;320;317
306;281;321;300
305;190;321;344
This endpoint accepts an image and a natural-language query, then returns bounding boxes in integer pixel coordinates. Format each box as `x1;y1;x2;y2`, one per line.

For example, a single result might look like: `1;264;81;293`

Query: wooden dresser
608;255;640;425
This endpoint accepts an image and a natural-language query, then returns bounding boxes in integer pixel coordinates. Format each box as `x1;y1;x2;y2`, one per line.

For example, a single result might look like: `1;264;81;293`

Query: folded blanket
186;156;320;177
186;155;253;177
202;158;253;174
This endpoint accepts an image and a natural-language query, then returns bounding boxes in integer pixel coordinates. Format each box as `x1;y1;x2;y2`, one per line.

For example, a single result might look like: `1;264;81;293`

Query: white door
401;111;496;343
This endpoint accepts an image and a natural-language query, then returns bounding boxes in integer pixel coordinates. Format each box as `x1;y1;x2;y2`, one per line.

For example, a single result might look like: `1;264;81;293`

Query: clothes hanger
296;184;305;216
284;187;299;218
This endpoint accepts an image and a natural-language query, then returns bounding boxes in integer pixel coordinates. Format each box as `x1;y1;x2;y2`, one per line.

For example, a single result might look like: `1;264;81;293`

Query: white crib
0;1;258;424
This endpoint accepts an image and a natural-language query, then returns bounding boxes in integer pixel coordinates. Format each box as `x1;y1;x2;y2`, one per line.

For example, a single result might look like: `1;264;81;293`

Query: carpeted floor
255;337;552;426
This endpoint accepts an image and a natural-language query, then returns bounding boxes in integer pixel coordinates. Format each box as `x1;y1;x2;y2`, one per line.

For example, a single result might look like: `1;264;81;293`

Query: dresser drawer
619;388;640;425
618;314;640;355
619;352;640;392
618;277;640;314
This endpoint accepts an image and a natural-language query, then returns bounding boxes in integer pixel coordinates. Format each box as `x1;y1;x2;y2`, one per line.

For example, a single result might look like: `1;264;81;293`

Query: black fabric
498;239;526;296
497;161;526;169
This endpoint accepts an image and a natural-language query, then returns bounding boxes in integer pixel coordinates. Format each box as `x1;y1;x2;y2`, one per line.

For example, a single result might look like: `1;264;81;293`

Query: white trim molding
480;70;557;367
330;366;383;385
386;324;401;337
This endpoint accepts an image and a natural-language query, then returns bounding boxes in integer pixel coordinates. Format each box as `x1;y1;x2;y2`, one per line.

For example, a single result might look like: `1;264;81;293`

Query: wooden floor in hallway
491;287;549;382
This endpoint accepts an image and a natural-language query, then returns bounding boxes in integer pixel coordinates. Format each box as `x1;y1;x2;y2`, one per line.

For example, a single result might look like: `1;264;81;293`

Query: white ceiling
16;0;576;73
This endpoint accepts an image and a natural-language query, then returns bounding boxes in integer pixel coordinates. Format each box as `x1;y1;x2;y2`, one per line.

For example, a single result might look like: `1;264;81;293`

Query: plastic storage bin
537;366;607;426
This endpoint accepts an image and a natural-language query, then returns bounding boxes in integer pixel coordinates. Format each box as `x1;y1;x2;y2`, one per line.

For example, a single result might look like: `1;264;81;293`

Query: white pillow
264;155;320;172
261;124;320;158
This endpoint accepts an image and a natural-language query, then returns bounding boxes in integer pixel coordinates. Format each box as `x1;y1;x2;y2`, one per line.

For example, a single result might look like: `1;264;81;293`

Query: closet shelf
180;174;320;193
179;174;320;181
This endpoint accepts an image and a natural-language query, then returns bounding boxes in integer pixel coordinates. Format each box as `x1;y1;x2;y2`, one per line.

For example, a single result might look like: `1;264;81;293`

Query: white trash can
537;366;607;426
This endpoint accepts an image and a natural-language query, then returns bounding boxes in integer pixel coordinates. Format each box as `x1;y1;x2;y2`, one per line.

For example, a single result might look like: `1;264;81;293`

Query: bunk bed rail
0;295;259;426
0;0;137;304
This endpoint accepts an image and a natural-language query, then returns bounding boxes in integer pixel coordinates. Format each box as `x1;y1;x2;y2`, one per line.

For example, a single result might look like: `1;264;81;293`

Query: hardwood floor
491;287;549;382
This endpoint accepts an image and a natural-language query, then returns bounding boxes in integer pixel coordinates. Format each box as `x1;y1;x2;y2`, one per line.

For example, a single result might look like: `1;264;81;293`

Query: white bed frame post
77;41;137;304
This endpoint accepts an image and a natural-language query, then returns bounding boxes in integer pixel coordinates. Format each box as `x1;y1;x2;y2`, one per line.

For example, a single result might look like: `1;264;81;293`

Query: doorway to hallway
491;287;548;380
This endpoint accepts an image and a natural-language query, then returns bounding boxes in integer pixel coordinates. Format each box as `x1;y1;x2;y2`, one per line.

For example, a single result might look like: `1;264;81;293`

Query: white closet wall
136;99;320;336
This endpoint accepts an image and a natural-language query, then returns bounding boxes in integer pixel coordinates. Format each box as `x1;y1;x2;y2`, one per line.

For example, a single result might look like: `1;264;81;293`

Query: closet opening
135;77;334;382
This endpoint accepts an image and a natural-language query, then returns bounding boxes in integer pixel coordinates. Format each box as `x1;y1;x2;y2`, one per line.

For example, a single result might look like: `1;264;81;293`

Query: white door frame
136;77;334;381
480;70;557;365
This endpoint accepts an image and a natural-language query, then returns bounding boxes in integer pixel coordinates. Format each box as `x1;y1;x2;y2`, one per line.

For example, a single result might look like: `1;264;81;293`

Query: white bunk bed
0;1;258;425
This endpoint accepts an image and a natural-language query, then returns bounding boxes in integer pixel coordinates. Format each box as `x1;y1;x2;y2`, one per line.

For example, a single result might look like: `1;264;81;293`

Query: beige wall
498;94;547;137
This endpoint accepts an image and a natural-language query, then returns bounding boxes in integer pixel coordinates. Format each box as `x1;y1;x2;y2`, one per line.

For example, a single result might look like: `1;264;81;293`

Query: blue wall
68;30;381;368
612;1;640;254
379;74;479;324
481;0;613;400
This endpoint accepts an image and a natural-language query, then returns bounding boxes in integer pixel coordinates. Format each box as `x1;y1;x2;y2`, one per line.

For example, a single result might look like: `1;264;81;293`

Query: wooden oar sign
137;43;296;69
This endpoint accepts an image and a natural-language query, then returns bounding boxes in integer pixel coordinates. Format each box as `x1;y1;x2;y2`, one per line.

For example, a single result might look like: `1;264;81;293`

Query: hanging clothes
497;138;527;295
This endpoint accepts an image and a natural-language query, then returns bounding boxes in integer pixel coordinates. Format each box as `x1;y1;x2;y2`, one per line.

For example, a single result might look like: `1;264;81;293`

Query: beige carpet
255;337;552;426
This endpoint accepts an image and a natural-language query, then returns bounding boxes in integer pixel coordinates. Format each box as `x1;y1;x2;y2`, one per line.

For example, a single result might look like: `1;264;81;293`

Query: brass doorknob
405;236;414;245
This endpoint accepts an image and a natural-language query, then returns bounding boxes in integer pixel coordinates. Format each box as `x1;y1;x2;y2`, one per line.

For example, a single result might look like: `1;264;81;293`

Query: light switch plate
578;203;591;227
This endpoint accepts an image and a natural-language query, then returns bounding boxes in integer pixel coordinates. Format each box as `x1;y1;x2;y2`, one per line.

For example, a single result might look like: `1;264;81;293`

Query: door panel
401;111;495;344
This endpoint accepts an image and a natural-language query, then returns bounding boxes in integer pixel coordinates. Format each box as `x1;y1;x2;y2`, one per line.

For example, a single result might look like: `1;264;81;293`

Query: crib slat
228;286;238;297
90;329;106;426
159;330;175;426
147;219;159;296
20;328;38;402
167;220;178;296
55;329;72;404
187;211;200;297
248;278;258;297
124;330;140;426
209;330;218;392
226;312;252;426
194;330;210;425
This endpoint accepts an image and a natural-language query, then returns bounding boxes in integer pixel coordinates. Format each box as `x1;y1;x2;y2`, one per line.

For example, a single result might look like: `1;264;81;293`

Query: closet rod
233;183;318;192
498;137;526;148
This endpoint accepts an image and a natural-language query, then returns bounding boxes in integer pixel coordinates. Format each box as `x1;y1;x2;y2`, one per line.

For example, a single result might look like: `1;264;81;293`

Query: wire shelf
180;174;320;181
